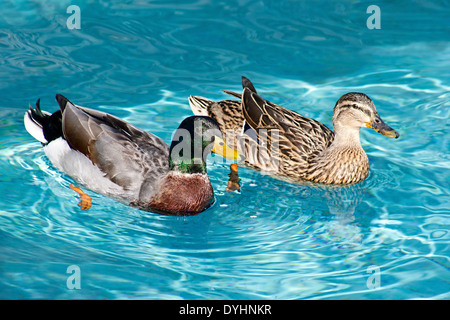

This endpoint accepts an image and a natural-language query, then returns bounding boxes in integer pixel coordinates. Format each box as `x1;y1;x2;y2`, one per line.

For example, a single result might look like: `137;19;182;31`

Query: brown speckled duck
24;94;243;215
189;77;399;185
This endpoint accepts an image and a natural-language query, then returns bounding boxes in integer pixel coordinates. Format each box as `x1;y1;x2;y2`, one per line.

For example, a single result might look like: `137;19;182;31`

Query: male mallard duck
189;77;399;185
24;94;243;215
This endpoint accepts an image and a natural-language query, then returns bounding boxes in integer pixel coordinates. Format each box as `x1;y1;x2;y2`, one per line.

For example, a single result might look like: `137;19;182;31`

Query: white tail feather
24;110;48;143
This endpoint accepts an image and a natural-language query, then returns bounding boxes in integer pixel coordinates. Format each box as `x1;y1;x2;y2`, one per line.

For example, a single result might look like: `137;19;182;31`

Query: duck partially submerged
189;77;399;185
24;95;243;215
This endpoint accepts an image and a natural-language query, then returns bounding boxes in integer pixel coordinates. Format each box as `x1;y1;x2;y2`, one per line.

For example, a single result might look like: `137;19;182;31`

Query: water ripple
1;0;449;299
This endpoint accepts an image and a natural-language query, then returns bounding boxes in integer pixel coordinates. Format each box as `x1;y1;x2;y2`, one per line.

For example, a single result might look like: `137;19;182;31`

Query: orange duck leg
69;183;92;210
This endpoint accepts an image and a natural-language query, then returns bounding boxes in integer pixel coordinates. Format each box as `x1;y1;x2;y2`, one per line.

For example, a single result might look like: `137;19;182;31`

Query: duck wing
56;95;169;192
241;88;335;167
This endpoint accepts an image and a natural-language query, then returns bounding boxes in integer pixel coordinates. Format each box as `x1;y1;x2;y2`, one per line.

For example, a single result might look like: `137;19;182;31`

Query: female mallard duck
24;94;243;215
189;77;399;185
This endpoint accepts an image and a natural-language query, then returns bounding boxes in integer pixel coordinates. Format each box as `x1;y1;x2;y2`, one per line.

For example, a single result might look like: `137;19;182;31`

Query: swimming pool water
0;0;449;299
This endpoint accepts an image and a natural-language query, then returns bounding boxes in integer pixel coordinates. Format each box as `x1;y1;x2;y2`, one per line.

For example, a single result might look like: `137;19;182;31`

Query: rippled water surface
0;0;449;299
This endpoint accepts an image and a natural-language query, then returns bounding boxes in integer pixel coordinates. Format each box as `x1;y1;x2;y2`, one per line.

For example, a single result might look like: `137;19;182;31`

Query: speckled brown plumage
189;77;399;185
302;146;369;184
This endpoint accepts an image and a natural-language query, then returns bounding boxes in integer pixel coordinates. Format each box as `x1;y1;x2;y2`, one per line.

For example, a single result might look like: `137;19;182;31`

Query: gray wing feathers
62;102;169;192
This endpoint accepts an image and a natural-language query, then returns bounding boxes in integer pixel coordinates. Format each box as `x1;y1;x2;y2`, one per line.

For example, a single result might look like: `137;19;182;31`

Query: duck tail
55;93;72;112
188;95;212;116
24;99;62;145
222;76;257;99
241;76;257;93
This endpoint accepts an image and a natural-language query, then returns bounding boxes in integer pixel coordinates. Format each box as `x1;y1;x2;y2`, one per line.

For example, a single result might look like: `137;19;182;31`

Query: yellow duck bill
366;116;399;138
212;136;245;161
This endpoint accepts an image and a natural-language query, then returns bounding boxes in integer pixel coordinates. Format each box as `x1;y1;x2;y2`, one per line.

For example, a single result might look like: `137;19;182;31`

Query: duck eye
375;118;381;123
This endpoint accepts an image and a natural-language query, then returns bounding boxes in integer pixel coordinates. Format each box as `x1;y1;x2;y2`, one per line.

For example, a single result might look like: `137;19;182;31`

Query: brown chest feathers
134;172;214;216
302;147;369;185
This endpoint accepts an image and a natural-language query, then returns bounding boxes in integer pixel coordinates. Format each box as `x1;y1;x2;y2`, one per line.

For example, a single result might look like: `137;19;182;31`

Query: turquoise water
1;0;449;299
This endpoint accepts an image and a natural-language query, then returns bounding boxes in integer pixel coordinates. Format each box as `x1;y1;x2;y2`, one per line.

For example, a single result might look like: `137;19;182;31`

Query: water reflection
233;167;375;252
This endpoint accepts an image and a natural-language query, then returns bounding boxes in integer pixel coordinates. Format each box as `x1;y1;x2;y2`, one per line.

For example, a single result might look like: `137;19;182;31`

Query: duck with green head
24;94;243;216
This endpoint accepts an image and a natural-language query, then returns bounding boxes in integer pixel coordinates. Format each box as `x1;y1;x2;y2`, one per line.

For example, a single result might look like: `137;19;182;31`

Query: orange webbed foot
69;183;92;210
226;163;241;192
